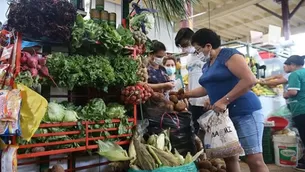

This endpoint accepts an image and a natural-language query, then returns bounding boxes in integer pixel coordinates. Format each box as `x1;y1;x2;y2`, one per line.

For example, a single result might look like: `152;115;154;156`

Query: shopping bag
198;110;244;158
17;84;48;141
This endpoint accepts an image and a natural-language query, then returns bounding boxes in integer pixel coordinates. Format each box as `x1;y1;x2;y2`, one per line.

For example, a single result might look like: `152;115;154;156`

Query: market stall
0;0;215;171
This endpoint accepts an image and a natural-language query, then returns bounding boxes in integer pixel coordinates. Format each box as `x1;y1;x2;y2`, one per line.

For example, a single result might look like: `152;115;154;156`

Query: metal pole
281;0;290;40
180;0;192;28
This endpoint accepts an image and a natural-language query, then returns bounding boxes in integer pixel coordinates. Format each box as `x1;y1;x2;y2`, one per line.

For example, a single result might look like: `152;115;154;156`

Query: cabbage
63;110;79;122
47;102;66;122
81;98;106;120
105;103;126;118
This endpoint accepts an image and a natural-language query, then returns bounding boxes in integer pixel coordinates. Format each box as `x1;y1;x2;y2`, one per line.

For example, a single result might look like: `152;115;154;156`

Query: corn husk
128;140;136;164
133;137;156;170
184;152;192;165
149;145;180;167
97;140;132;161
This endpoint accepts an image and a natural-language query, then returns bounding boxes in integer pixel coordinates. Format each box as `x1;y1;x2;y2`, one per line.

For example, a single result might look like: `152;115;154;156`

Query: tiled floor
240;162;297;172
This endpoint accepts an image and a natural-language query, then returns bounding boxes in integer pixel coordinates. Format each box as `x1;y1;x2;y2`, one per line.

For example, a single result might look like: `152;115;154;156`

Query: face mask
165;67;176;76
183;46;196;54
154;57;164;65
199;50;211;62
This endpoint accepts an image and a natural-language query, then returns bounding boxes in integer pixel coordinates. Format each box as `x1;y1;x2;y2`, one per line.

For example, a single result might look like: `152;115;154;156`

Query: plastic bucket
267;116;289;131
273;135;298;167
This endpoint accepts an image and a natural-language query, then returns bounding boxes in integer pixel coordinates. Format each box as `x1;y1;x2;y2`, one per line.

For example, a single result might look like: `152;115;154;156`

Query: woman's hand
212;99;228;113
163;82;175;90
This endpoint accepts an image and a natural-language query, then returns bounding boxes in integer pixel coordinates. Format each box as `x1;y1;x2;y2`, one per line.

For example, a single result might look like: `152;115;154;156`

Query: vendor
162;56;183;91
146;40;175;92
283;55;305;171
258;64;290;87
182;28;268;172
175;27;209;134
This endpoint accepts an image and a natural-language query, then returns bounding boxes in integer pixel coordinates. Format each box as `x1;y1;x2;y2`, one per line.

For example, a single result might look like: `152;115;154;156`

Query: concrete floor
240;162;297;172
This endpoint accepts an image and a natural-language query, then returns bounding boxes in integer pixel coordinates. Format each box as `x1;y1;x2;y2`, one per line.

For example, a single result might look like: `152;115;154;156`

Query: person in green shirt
283;55;305;171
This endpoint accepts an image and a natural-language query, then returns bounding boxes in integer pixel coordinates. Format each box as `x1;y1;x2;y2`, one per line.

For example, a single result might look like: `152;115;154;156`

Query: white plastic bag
198;110;244;158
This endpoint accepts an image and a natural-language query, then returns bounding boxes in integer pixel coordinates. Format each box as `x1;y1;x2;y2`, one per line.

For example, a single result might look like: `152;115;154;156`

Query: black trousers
293;114;305;147
189;105;208;134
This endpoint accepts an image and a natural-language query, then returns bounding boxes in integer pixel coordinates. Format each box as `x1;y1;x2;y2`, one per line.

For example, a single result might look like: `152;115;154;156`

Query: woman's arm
147;82;175;91
218;54;257;105
259;74;288;86
261;77;287;87
184;87;207;98
263;74;282;81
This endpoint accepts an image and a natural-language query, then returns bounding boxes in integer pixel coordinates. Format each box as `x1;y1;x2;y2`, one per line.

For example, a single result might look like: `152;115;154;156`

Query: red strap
160;112;180;129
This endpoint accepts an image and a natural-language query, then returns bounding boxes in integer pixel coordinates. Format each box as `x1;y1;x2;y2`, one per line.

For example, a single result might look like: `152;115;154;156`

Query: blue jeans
230;109;264;155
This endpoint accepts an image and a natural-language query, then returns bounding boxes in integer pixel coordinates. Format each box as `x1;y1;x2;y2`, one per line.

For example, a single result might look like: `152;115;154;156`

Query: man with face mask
146;40;175;92
175;28;209;134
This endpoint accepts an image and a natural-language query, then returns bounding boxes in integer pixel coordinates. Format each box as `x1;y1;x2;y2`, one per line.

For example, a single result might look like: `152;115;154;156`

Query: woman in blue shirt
183;28;268;172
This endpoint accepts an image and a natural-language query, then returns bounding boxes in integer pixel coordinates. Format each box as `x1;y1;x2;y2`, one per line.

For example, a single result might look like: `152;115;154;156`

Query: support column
180;0;193;29
281;0;290;40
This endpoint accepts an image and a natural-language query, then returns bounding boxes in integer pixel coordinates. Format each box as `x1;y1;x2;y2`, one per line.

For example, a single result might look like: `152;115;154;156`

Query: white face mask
154;57;164;65
198;51;210;62
183;46;196;54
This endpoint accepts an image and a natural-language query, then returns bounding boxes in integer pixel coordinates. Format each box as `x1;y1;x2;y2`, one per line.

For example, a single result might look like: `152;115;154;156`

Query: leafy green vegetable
47;102;66;122
116;25;135;46
71;15;124;54
111;56;140;87
15;71;40;88
106;103;126;118
47;53;115;91
80;98;107;121
63;110;79;122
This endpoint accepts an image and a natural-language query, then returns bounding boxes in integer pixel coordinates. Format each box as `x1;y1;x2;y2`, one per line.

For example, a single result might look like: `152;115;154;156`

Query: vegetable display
111;56;140;86
18;99;132;153
133;30;147;45
136;57;149;82
44;102;79;122
71;15;123;54
121;84;153;104
80;98;107;121
8;0;76;42
16;51;56;87
116;25;135;47
47;53;115;91
100;120;203;171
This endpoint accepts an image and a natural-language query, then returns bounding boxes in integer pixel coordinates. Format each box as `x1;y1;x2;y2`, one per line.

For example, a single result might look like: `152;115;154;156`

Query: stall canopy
192;0;305;41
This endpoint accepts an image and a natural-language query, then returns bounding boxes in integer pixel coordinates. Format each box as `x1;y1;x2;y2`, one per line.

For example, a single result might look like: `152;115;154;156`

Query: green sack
128;162;197;172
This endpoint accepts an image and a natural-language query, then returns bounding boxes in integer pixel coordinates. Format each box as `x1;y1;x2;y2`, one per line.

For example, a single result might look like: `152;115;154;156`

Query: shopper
182;28;268;172
146;40;175;92
283;55;305;171
175;28;209;134
162;56;183;91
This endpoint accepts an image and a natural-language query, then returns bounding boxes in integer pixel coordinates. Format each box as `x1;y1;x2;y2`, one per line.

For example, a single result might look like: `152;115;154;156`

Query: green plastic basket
128;162;197;172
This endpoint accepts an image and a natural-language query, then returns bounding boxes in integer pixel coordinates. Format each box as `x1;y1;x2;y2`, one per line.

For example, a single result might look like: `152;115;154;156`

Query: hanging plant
143;0;200;27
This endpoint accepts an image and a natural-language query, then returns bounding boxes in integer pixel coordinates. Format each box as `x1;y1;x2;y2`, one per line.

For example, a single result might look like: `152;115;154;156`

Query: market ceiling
191;0;305;41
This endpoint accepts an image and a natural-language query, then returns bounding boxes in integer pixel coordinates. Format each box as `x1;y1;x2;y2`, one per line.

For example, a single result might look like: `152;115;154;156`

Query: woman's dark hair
175;28;194;47
191;28;221;49
151;40;166;53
